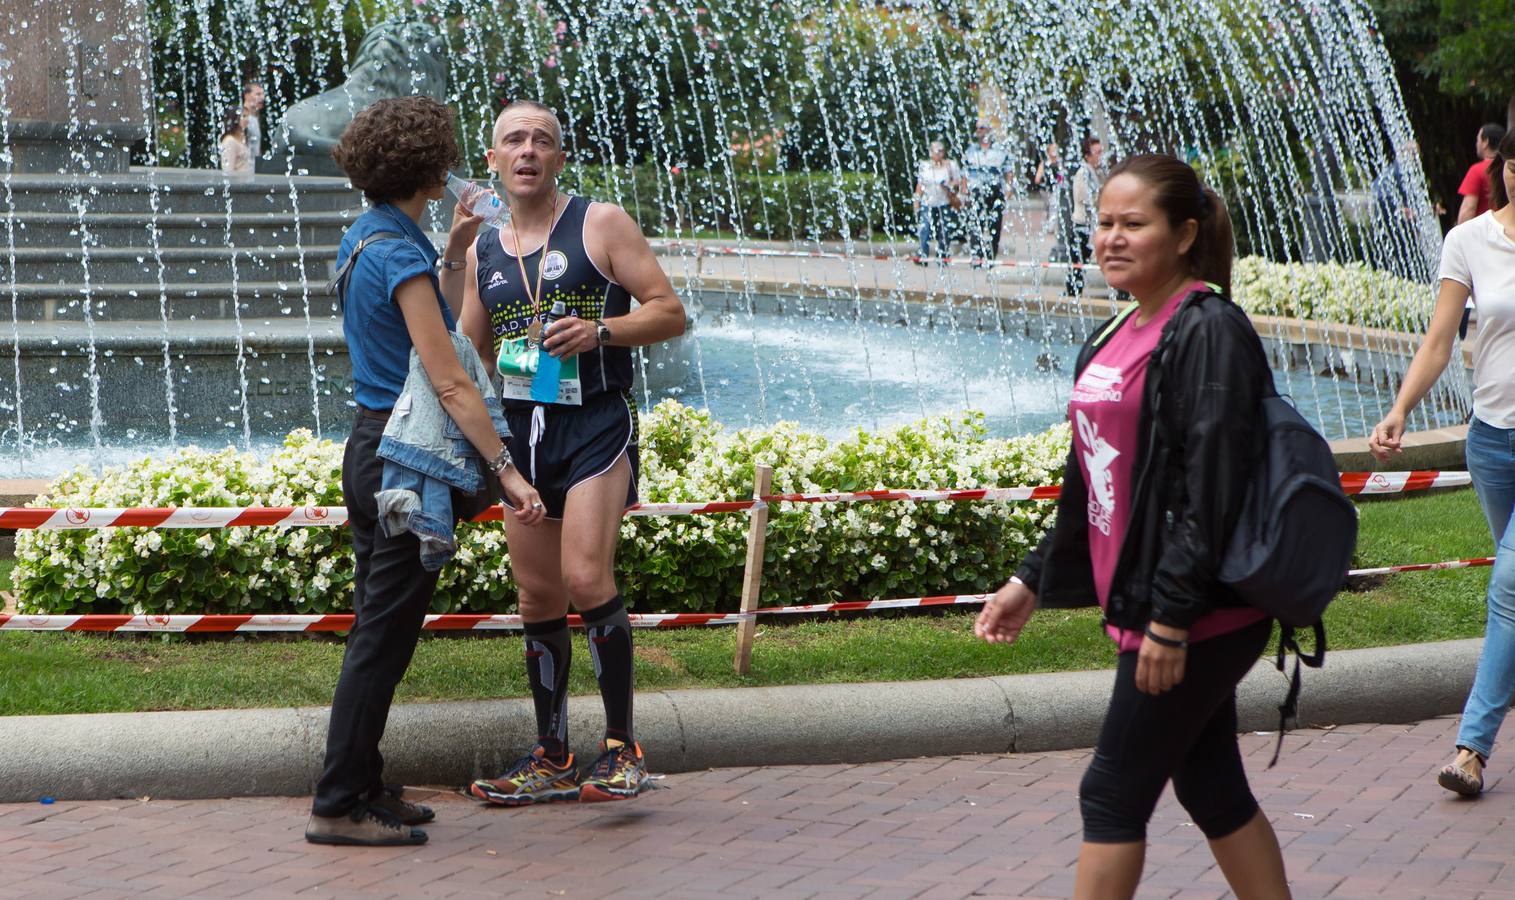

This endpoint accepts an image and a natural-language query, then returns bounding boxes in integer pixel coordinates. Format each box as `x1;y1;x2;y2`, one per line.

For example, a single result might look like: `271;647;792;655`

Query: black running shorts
504;391;640;520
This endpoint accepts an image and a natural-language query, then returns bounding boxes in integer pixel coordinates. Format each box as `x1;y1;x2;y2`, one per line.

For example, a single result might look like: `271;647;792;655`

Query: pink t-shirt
1069;282;1267;651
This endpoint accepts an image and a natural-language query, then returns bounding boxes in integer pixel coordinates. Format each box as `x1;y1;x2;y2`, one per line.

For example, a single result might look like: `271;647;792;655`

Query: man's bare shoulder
584;200;642;236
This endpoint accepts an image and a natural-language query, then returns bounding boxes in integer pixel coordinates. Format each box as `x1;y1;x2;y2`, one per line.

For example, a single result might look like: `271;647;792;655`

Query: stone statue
258;19;449;175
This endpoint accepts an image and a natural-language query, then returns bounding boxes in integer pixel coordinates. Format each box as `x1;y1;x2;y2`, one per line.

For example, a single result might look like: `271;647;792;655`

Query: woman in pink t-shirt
975;155;1289;899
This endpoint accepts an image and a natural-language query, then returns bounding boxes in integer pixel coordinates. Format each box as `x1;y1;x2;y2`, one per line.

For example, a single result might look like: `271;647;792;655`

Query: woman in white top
1370;129;1515;797
913;140;963;264
219;111;253;176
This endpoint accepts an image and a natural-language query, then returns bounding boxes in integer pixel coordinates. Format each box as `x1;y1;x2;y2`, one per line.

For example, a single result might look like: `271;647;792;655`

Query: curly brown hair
331;97;460;205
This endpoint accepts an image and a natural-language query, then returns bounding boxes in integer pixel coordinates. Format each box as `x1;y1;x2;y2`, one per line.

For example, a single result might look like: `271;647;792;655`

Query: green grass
0;488;1495;716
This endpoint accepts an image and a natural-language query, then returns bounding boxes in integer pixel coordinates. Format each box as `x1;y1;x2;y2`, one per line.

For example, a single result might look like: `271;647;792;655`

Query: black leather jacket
1013;289;1269;630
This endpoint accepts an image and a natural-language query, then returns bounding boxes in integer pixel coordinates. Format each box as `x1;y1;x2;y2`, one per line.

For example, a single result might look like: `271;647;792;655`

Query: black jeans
1065;224;1091;296
968;185;1006;260
1079;618;1272;843
311;412;444;817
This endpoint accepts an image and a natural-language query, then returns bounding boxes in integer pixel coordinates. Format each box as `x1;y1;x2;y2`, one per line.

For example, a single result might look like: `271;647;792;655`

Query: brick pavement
0;715;1508;899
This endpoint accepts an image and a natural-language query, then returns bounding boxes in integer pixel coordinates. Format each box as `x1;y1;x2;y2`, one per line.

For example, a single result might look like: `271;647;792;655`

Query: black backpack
1157;291;1358;763
1223;375;1357;763
1219;382;1357;626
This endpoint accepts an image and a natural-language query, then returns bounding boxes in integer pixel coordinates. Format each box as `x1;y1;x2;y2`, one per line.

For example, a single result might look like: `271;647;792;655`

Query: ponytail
1192;186;1234;293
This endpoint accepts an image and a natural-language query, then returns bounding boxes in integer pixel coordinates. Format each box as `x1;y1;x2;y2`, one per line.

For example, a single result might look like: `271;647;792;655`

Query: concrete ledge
1330;424;1468;473
0;639;1479;803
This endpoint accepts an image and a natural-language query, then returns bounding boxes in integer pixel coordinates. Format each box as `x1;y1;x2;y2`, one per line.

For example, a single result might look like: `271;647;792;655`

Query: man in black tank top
459;100;686;806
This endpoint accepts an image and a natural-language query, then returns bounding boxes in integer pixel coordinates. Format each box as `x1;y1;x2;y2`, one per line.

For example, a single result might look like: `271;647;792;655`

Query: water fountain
0;0;1473;477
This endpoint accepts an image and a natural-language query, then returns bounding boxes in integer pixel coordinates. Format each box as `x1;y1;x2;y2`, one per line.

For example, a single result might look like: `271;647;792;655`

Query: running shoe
470;746;580;806
579;739;648;802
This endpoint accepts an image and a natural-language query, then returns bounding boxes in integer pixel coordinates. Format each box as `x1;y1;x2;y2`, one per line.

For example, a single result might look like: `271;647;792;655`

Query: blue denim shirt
375;331;508;571
337;204;456;411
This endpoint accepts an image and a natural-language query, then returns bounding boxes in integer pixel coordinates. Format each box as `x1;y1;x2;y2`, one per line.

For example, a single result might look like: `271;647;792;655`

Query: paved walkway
0;716;1508;899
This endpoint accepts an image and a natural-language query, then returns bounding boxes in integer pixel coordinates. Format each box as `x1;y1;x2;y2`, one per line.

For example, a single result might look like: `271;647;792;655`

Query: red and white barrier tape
755;593;992;615
0;594;992;633
1346;556;1493;577
0;553;1493;633
1339;470;1471;495
766;486;1064;505
0;471;1469;530
0;611;753;633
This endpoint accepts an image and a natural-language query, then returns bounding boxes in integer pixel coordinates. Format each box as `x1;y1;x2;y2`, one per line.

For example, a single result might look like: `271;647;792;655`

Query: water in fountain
0;0;1474;477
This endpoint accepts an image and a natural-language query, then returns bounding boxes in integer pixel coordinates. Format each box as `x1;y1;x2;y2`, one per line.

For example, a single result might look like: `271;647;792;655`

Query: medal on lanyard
511;194;559;346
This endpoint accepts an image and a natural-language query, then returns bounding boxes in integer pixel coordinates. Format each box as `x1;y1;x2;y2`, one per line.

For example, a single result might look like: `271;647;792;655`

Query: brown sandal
1436;747;1485;797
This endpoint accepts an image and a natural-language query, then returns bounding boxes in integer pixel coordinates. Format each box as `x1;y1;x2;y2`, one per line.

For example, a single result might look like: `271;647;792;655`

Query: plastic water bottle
530;300;568;403
446;173;509;227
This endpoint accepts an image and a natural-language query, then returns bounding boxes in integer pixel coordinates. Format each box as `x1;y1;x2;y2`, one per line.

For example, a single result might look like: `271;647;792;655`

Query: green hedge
11;403;1068;616
563;164;900;242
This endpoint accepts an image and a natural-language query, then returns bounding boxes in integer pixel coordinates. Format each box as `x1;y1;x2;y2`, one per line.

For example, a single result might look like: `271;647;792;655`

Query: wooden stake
733;463;773;675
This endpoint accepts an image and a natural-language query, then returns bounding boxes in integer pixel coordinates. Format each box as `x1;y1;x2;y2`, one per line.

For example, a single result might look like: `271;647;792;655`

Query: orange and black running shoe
578;739;648;802
470;746;579;806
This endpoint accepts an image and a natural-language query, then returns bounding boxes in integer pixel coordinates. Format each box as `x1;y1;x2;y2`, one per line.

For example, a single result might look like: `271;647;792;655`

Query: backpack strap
1269;621;1327;767
328;232;406;310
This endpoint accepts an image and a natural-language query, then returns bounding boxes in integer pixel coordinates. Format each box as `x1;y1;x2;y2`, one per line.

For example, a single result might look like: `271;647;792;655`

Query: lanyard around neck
508;193;560;327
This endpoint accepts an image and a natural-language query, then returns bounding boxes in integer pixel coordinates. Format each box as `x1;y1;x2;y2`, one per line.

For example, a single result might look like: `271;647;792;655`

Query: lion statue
258;19;449;175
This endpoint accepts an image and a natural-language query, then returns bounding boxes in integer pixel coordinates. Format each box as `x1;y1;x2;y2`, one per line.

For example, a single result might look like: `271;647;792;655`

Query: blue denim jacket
376;331;508;571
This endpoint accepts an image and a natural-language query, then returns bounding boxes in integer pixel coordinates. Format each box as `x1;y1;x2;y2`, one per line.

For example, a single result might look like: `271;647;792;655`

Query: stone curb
0;639;1479;803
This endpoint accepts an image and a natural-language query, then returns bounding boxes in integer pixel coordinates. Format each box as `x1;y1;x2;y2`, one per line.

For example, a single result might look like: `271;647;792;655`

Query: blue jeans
1458;417;1515;759
918;205;949;258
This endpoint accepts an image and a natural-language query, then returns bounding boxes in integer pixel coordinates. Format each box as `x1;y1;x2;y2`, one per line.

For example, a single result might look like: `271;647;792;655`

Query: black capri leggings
1080;618;1273;844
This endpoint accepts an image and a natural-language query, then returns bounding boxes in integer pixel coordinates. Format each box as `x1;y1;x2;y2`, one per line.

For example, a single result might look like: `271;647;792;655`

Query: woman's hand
1135;623;1188;695
499;467;546;527
974;579;1036;645
1368;410;1406;463
445;201;486;259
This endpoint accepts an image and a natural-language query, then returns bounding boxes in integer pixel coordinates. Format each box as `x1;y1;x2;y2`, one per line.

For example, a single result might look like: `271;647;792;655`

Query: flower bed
10;402;1068;616
1231;256;1430;332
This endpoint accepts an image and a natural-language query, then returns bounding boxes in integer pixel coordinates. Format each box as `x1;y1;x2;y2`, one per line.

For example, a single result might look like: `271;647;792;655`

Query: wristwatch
594;319;613;346
439;259;466;271
485;445;514;475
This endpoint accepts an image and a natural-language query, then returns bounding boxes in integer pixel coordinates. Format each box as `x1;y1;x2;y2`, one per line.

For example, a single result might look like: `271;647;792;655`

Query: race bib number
497;337;583;405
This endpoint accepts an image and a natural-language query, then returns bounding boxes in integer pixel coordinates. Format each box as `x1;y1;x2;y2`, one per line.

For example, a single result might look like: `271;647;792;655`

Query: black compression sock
523;616;572;763
581;594;634;744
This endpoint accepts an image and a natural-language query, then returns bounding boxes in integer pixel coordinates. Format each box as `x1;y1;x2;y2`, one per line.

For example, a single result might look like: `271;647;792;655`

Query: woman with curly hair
304;96;545;847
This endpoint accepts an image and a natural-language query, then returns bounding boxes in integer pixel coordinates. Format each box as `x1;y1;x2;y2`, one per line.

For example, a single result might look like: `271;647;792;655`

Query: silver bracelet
485;446;514;475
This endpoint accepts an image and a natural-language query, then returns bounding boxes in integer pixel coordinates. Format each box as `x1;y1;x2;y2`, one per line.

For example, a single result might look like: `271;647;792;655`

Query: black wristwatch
595;319;612;346
439;259;466;271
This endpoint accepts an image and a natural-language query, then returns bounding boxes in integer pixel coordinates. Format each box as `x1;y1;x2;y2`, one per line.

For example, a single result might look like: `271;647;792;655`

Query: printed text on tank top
476;195;636;408
502;193;563;344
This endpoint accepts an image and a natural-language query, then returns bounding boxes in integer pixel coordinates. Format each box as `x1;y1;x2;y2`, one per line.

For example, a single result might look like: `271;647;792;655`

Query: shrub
562;163;896;242
11;403;1068;616
1231;256;1431;332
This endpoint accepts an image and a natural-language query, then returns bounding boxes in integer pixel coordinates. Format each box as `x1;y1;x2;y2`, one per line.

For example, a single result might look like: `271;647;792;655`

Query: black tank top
475;195;634;409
